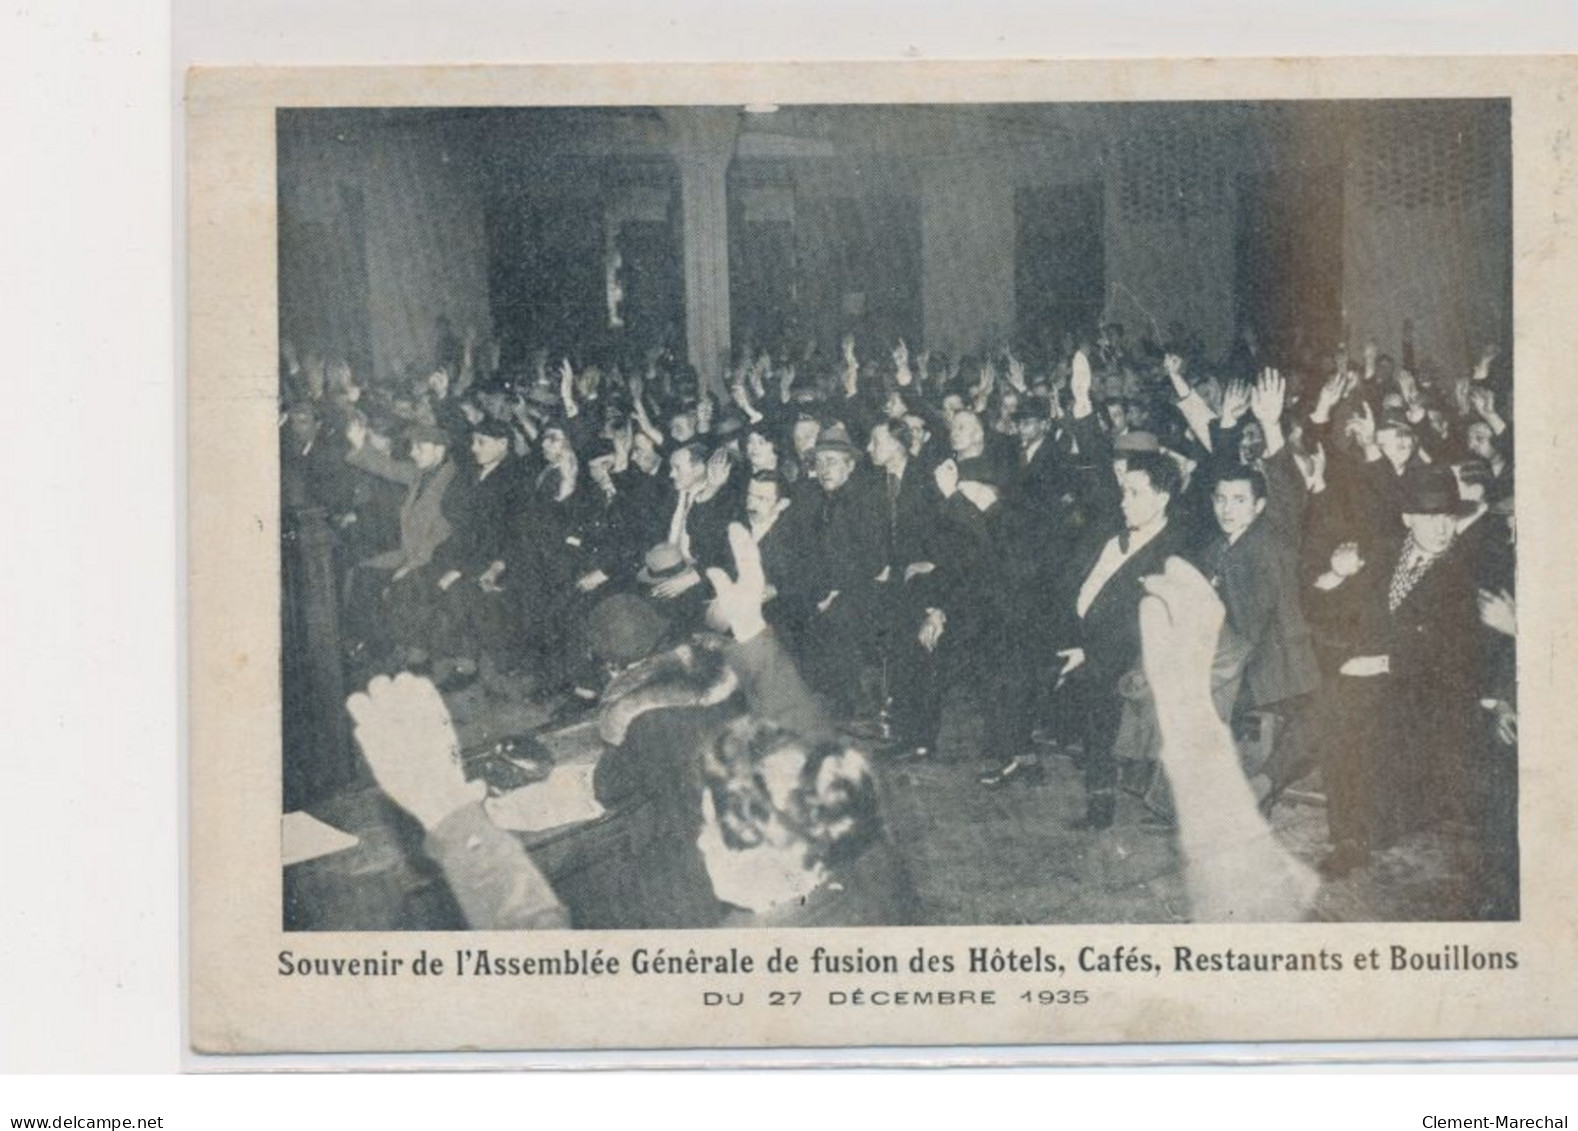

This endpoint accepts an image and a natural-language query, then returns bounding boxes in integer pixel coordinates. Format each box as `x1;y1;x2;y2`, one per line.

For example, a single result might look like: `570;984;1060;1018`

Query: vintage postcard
187;57;1578;1056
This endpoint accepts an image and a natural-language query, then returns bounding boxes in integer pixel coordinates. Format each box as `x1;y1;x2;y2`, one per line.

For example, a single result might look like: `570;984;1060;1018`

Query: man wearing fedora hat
798;421;887;720
429;415;528;684
1306;463;1482;878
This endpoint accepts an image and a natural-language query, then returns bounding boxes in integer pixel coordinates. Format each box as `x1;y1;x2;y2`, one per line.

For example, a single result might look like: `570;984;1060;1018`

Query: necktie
1388;543;1436;613
1118;530;1132;554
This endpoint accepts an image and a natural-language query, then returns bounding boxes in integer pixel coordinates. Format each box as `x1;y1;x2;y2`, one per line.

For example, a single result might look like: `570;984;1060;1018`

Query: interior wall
277;112;493;385
921;163;1016;358
1340;102;1512;379
1100;124;1241;358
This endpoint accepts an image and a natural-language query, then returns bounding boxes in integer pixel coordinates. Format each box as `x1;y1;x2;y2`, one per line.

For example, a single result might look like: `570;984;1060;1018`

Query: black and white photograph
274;96;1519;935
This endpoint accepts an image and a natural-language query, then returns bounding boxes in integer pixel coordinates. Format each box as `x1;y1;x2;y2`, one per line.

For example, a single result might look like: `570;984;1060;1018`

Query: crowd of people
283;312;1519;916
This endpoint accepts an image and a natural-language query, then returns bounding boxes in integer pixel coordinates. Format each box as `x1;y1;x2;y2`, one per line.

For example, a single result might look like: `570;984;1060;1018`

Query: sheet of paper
280;811;359;867
484;762;607;833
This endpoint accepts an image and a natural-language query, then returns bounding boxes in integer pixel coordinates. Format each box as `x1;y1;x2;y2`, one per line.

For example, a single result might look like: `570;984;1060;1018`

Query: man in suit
586;427;673;590
1305;464;1482;877
797;422;888;720
1192;370;1322;808
430;416;527;682
1056;449;1188;828
865;419;940;704
742;472;810;648
1009;395;1075;516
342;418;459;666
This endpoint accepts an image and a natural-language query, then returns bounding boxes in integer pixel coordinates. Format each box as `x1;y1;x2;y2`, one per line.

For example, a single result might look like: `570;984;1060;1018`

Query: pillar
662;108;740;392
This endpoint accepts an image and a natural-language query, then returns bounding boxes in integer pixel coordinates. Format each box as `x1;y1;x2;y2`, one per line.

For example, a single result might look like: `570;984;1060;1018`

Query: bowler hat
1401;465;1475;517
470;416;513;440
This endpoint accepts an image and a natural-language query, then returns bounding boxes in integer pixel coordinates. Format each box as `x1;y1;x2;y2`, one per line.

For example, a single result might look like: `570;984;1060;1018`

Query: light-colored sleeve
424;803;571;930
346;443;419;486
1174;388;1217;453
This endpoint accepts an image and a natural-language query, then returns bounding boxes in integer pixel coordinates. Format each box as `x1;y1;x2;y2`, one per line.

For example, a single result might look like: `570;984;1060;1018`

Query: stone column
662;108;740;392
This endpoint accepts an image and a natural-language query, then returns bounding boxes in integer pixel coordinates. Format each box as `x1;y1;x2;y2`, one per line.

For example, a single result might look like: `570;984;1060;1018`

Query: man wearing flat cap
1306;463;1483;878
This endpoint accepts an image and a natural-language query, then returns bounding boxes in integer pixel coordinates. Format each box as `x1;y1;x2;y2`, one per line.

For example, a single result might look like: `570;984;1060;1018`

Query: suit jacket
877;461;939;572
345;445;457;573
804;475;887;602
1194;514;1320;709
433;457;526;577
514;470;601;607
1011;434;1073;516
1305;531;1483;798
754;503;814;640
595;466;673;582
1064;518;1187;690
1307;532;1479;685
281;431;357;515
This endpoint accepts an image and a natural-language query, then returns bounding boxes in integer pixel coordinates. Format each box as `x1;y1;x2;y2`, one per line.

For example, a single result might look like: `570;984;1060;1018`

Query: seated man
342;417;458;668
430;416;526;687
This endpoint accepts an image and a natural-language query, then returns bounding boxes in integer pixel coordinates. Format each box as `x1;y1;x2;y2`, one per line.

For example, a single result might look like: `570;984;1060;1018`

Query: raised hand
1452;376;1473;417
1469;386;1498;421
933;457;960;499
1070;349;1093;409
1491;700;1518;746
555;452;579;501
1250;367;1286;427
1472;343;1499;383
1219;380;1252;428
1163;351;1188;395
1137;557;1225;717
1330;541;1365;579
1312;367;1348;422
705;446;733;491
704;523;769;642
1478;588;1517;638
1054;646;1086;689
1006;352;1027;392
346;673;483;830
1345;400;1377;449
